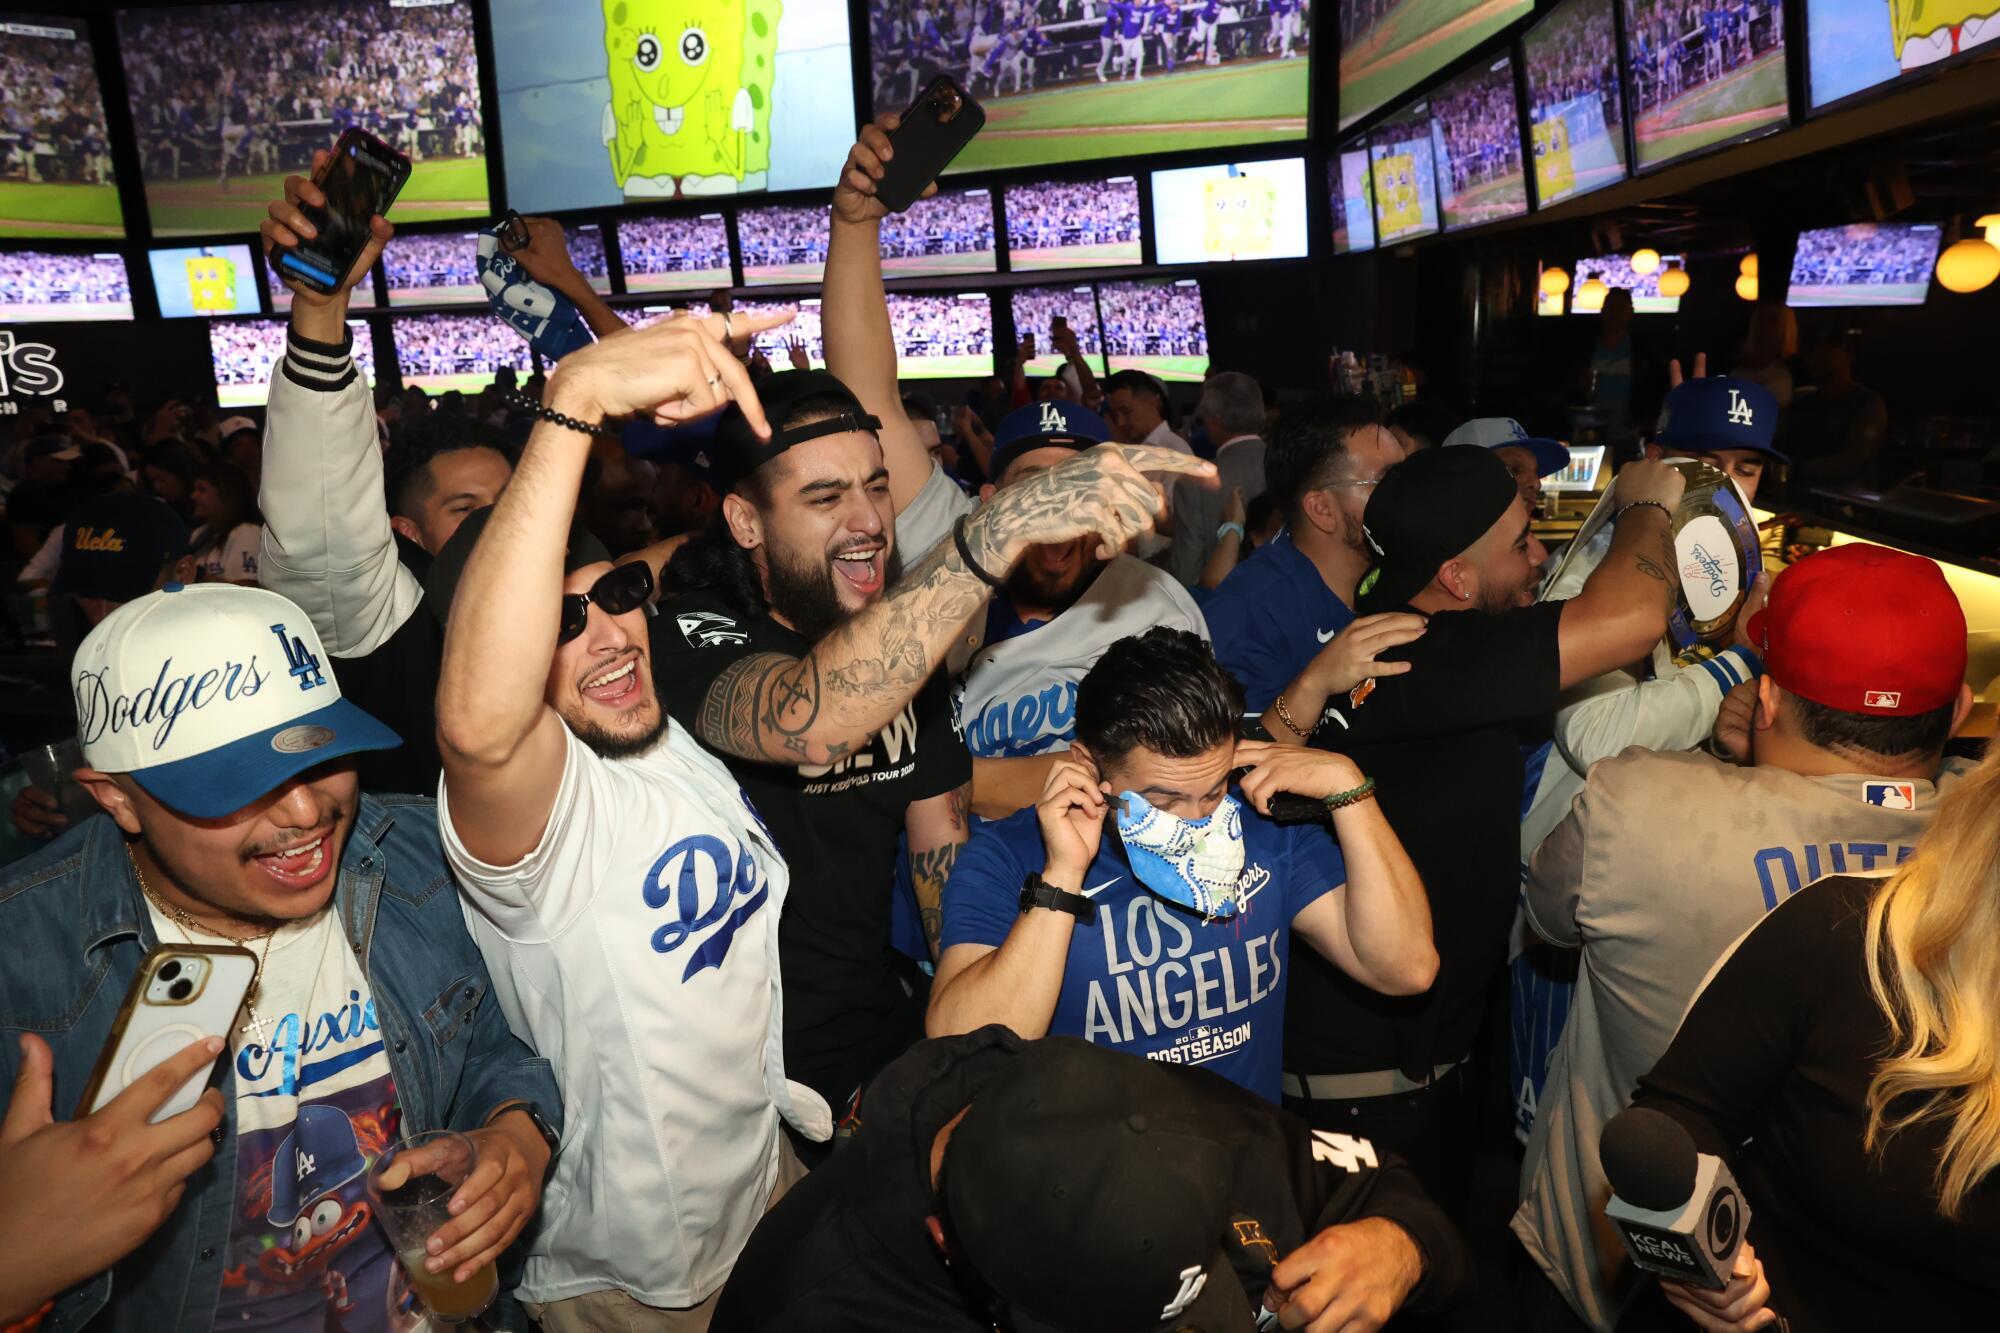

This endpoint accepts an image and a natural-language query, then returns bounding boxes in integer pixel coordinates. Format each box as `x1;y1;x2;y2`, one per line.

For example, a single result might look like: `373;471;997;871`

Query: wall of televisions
0;0;1994;403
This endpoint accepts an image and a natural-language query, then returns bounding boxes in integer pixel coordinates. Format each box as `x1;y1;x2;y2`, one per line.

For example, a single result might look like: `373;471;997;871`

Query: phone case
78;944;257;1124
879;77;987;213
276;128;411;295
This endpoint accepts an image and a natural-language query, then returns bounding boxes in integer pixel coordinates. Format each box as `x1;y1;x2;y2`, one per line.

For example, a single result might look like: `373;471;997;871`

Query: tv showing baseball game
1331;143;1377;254
1099;278;1209;382
383;232;484;306
1806;0;2000;110
391;312;532;393
880;186;997;277
0;251;131;321
0;14;123;238
870;0;1312;176
488;0;857;211
1622;0;1790;170
1368;100;1440;245
1433;55;1528;231
115;0;489;236
1002;177;1141;270
1523;0;1629;207
886;292;994;379
1150;156;1310;265
265;250;377;312
729;296;826;367
617;214;733;292
149;244;259;318
737;202;829;286
1338;0;1533;130
1010;284;1108;376
1571;251;1688;312
1786;222;1941;306
210;317;375;406
566;222;613;295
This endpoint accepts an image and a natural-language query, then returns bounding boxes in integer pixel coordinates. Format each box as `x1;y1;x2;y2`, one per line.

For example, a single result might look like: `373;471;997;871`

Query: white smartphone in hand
77;945;257;1122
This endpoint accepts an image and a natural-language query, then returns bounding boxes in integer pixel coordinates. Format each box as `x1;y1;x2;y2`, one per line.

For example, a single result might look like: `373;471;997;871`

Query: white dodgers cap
72;583;399;818
1442;417;1570;477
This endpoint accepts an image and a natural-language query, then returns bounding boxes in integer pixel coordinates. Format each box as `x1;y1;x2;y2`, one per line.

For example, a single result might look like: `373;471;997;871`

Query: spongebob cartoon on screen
1889;0;1998;69
602;0;783;198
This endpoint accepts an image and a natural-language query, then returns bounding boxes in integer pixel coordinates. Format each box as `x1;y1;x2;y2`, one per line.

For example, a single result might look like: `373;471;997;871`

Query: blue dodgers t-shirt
1202;532;1355;712
940;805;1346;1101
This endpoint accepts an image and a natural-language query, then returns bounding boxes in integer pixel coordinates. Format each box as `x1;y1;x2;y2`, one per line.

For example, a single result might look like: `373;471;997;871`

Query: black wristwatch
1019;873;1097;925
491;1100;561;1175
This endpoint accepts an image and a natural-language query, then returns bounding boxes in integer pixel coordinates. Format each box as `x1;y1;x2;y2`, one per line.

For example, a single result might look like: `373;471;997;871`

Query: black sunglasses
558;561;654;644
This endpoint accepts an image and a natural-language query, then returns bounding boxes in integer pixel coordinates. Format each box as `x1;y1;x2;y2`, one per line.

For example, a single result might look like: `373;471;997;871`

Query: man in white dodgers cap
0;582;561;1332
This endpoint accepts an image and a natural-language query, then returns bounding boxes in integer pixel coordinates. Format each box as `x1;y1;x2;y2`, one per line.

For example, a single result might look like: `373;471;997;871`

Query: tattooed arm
907;781;972;961
1553;457;1686;690
693;444;1214;766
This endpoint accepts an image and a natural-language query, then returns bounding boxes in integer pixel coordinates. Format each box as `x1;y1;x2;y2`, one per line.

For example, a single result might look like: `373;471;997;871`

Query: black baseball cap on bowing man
709;369;883;492
1355;445;1520;614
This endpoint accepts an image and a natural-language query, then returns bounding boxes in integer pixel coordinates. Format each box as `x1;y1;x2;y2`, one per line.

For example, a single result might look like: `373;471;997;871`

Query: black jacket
711;1027;1472;1331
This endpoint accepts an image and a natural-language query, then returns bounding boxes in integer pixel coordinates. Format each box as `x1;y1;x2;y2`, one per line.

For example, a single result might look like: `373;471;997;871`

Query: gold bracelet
1324;776;1377;810
1272;691;1314;739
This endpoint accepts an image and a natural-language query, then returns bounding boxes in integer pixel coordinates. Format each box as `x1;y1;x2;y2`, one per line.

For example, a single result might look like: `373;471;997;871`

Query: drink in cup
366;1130;498;1322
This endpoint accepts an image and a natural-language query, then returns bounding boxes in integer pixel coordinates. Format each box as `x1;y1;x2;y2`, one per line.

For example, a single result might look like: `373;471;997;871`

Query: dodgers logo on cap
72;584;400;820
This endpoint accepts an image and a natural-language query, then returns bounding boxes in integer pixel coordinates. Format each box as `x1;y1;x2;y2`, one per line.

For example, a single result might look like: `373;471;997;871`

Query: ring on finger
722;311;734;340
706;373;722;390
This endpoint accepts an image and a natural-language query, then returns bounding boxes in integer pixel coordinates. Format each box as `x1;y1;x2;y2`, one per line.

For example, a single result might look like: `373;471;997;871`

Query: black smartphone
274;128;411;295
878;76;986;213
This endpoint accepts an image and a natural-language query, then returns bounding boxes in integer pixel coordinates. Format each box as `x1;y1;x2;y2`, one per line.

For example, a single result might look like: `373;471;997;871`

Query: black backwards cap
1355;445;1520;614
710;369;882;492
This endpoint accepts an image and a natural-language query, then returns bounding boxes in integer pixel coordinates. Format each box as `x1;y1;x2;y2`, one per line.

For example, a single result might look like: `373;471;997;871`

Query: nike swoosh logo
1316;627;1340;643
1083;877;1122;897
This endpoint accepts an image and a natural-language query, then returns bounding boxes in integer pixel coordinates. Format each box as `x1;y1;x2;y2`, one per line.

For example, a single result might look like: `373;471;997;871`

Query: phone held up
876;75;986;214
272;127;412;296
76;944;257;1124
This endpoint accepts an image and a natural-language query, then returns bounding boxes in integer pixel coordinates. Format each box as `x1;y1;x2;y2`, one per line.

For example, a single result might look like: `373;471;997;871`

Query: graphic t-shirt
193;521;262;584
651;592;971;1108
142;901;423;1332
939;806;1345;1102
1202;532;1356;713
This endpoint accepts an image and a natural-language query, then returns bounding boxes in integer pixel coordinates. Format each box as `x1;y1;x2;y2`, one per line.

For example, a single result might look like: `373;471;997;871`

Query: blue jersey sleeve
1282;822;1347;919
938;816;1032;952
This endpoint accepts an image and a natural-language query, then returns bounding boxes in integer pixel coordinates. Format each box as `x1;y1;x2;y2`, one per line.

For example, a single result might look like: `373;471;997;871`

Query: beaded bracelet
506;391;618;439
1614;499;1673;524
1324;776;1377;810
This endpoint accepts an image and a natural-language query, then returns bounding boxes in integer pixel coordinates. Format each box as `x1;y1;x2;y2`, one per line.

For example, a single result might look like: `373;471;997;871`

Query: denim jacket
0;794;562;1333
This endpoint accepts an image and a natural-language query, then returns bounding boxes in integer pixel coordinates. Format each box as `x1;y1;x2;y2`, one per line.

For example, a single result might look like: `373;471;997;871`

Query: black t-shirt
1284;600;1564;1078
1635;875;2000;1330
653;591;971;1107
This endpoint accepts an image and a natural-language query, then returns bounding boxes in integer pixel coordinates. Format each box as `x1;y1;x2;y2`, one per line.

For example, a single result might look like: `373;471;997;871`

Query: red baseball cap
1747;543;1966;716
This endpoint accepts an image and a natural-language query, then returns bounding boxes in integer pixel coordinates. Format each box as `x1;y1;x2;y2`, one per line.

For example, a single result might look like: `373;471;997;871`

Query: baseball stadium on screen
0;251;132;321
1010;284;1110;377
1523;0;1630;207
1338;0;1532;131
1786;222;1942;307
1622;0;1791;170
738;203;829;286
1098;278;1210;382
114;0;490;237
880;187;998;278
886;292;996;380
0;15;124;238
617;215;734;293
870;1;1311;175
1003;177;1142;270
210;317;376;407
383;232;487;307
391;312;532;394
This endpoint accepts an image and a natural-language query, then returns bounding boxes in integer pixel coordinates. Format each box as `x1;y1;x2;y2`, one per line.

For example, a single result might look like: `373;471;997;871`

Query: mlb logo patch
1863;781;1917;810
1863;690;1902;710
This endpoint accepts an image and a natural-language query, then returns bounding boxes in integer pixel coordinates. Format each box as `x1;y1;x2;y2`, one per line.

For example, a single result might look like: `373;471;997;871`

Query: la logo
1160;1265;1207;1320
271;623;326;692
1726;389;1755;427
1038;401;1067;434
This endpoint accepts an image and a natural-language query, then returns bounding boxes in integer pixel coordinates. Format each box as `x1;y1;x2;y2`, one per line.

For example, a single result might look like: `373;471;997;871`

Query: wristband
953;513;1007;590
1323;776;1377;810
505;391;617;439
1019;873;1097;924
1216;521;1246;543
1614;499;1673;524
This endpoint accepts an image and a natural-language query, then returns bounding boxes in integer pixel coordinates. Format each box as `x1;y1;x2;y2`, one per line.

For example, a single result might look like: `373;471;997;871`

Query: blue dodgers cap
1442;417;1571;477
988;399;1110;479
1656;376;1787;462
72;584;400;819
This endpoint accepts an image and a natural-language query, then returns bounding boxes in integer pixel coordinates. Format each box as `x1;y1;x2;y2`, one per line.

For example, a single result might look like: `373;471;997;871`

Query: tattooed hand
962;444;1217;570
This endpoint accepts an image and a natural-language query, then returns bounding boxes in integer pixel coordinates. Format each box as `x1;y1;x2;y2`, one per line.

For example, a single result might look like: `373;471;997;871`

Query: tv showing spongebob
1806;0;1999;109
148;243;257;318
1149;158;1309;266
490;0;858;211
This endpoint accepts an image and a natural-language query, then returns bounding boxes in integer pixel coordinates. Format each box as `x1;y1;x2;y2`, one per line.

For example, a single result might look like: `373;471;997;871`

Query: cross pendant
240;1007;276;1045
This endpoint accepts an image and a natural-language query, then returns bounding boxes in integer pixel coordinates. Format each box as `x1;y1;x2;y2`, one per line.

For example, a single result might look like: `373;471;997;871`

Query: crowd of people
1;107;1997;1333
382;232;482;294
116;0;480;185
210;316;378;397
1525;0;1625;135
1004;176;1142;254
1009;284;1107;357
737;203;832;273
1434;64;1524;194
618;215;733;281
0;251;131;313
1788;223;1941;291
879;189;996;260
1625;0;1782;114
0;21;114;188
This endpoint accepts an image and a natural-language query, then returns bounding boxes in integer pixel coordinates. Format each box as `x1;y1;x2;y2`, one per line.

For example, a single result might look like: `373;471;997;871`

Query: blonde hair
1863;745;2000;1218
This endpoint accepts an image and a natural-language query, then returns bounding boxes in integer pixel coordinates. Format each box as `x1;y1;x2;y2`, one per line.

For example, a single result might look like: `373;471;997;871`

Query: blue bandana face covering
1114;791;1249;919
